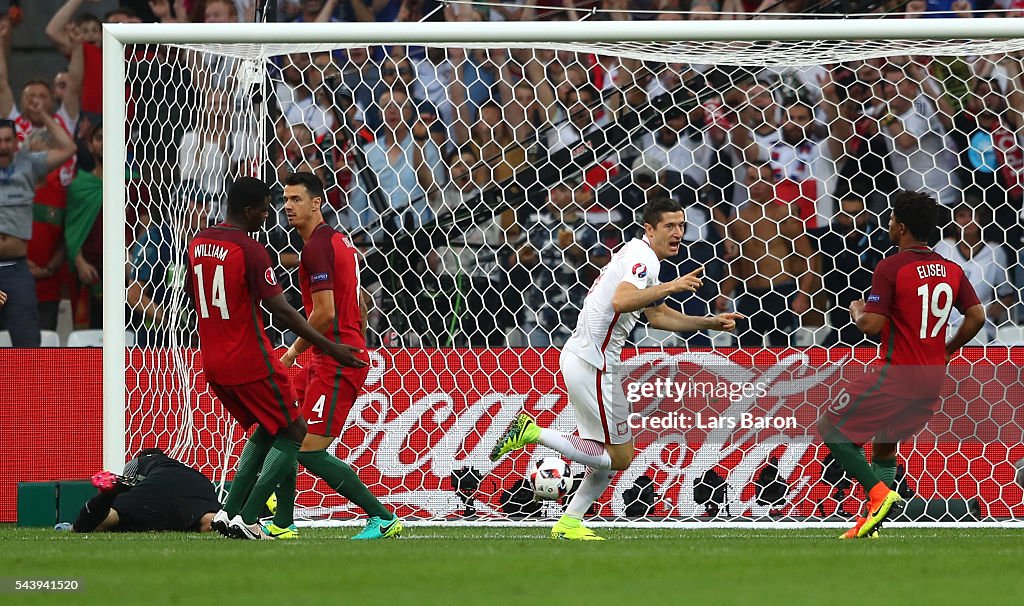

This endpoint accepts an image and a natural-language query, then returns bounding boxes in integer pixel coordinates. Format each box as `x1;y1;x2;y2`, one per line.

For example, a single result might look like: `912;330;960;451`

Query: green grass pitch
2;526;1022;606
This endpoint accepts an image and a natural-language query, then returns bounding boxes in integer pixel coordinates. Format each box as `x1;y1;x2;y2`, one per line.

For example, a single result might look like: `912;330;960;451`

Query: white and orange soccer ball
530;457;572;501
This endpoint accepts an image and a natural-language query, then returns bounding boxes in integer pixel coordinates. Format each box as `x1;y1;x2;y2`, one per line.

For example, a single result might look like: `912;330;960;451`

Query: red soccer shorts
826;376;939;445
209;369;298;435
294;356;369;438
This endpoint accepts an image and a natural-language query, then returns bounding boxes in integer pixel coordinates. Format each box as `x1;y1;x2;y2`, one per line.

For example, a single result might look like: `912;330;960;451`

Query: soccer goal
103;17;1024;526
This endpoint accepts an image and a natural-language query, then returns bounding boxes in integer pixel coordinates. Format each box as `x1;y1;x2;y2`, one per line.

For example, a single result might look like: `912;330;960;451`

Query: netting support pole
102;27;127;473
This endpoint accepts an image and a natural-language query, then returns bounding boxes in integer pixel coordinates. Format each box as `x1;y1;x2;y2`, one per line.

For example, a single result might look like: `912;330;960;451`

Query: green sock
239;436;301;524
272;460;298;528
872;456;898;489
224;427;273;517
824;432;880;493
298;449;392;520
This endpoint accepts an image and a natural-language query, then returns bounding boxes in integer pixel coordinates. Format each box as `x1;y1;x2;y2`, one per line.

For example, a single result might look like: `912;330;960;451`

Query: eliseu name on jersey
916;263;947;279
193;244;228;261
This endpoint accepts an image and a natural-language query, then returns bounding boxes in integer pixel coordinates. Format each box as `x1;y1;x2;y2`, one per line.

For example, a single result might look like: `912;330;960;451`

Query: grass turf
1;526;1022;605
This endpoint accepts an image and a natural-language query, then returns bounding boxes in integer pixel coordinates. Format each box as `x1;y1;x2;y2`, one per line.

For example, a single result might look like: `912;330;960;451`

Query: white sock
565;469;616;518
537;428;612;469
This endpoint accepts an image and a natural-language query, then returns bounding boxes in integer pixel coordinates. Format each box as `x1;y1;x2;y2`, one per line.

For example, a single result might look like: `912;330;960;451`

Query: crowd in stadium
0;0;1023;348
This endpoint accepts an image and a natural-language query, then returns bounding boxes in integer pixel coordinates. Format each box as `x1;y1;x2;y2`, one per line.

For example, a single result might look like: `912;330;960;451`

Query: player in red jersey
818;190;984;539
186;176;367;540
267;172;401;540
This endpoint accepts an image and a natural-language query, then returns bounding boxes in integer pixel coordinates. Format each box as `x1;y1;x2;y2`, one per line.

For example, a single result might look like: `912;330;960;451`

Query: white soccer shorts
559;349;632;445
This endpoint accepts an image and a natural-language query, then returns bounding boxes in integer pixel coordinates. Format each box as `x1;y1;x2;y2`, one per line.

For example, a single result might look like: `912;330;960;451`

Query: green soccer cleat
262;523;299;540
489;413;541;462
351;516;403;540
550;516;605;541
858;490;904;538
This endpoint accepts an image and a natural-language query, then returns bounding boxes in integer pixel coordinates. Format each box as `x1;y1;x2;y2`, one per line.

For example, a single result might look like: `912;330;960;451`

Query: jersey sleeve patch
265;267;278;286
311;272;329;284
632;263;648;279
867;294;880;303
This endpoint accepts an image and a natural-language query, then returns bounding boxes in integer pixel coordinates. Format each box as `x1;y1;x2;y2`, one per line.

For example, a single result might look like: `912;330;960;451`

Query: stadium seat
66;330;104;347
0;331;61;347
66;330;137;348
995;324;1024;346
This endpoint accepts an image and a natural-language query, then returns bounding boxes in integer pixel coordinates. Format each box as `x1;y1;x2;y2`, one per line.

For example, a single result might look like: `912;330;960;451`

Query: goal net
106;18;1024;525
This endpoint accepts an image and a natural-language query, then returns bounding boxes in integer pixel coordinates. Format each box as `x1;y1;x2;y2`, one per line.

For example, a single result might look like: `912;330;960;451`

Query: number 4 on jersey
193;264;230;320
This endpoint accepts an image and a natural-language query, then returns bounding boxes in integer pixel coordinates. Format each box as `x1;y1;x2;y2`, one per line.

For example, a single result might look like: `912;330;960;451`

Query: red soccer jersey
187;224;285;386
863;246;981;369
298;223;367;363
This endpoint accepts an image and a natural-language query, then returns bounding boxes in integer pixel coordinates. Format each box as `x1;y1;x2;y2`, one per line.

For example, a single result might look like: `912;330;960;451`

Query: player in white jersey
491;198;742;540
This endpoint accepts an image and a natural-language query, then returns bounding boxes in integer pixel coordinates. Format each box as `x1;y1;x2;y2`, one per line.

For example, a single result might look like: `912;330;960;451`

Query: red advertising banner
4;348;1023;523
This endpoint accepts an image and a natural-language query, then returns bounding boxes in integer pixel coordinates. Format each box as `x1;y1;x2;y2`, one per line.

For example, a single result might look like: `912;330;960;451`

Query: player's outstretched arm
945;303;985;359
611;268;703;314
263;294;367;368
645;304;744;333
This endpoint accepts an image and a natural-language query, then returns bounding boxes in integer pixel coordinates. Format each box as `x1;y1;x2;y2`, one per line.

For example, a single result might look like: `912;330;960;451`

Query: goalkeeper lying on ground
68;448;222;533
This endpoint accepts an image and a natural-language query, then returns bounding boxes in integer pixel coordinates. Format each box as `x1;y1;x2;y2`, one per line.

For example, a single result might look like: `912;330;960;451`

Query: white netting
120;24;1024;524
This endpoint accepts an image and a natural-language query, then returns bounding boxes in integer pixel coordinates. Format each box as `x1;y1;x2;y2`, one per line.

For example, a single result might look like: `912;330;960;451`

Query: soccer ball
1014;458;1024;488
530;457;572;500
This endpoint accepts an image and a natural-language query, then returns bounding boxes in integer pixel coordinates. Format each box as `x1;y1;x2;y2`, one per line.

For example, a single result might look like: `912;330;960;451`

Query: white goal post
102;18;1024;524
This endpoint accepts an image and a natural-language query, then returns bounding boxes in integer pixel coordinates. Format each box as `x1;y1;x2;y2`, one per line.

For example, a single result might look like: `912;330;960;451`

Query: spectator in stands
178;89;255;219
340;46;381;127
127;196;209;347
66;123;103;329
875;60;960;206
506;179;606;346
548;83;605;152
290;0;352;23
470;100;527;187
816;193;891;346
718;163;815;347
425;148;509;345
729;71;852;230
45;1;108;117
934;204;1014;343
350;0;403;22
950;70;1024;249
1;25;82;333
632;108;713;194
279;52;337;137
374;54;438;130
0;107;77;347
347;89;440;242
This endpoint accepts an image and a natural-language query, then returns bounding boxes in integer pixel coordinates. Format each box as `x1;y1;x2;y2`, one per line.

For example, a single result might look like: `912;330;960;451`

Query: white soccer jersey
564;237;661;371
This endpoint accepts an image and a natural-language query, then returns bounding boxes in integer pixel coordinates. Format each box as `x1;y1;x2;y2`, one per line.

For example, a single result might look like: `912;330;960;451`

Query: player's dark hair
284;171;325;202
642;197;683;227
891;190;938;242
226;177;270;216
